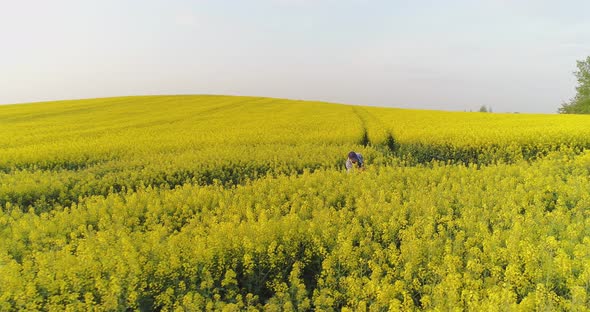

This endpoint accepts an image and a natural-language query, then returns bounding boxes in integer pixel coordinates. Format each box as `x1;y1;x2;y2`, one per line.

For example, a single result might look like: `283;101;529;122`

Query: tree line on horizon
559;56;590;114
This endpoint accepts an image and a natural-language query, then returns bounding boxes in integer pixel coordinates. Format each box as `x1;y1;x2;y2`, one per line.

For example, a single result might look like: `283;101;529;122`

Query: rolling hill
1;95;590;310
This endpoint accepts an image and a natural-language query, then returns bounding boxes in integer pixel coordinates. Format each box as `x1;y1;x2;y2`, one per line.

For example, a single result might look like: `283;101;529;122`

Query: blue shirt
345;153;364;172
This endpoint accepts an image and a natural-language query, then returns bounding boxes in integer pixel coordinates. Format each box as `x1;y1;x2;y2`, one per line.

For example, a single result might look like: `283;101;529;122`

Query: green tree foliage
559;56;590;114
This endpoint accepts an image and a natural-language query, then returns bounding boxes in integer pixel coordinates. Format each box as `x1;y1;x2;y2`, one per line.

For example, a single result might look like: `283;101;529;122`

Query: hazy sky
1;0;589;113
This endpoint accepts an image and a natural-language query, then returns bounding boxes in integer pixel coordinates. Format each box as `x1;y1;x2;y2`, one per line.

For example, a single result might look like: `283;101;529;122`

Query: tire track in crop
353;106;400;153
364;109;400;153
352;107;370;147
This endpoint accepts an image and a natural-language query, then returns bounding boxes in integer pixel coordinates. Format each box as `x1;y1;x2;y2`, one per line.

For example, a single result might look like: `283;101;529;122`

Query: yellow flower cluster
1;95;590;310
364;106;590;164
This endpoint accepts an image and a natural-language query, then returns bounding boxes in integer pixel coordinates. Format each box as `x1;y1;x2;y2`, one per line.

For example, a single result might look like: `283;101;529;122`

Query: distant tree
479;105;488;113
559;56;590;114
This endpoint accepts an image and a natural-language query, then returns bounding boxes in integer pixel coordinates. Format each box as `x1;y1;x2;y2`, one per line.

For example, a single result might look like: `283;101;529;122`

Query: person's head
348;151;358;163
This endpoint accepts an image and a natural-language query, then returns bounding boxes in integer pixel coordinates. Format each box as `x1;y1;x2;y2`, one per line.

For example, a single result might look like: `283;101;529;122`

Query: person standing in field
346;151;365;172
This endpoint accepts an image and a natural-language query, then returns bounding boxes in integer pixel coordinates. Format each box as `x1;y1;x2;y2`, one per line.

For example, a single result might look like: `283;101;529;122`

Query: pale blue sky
1;0;589;113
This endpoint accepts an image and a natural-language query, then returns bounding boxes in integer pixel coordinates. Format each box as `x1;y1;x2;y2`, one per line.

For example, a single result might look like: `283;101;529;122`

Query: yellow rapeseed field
1;95;590;311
